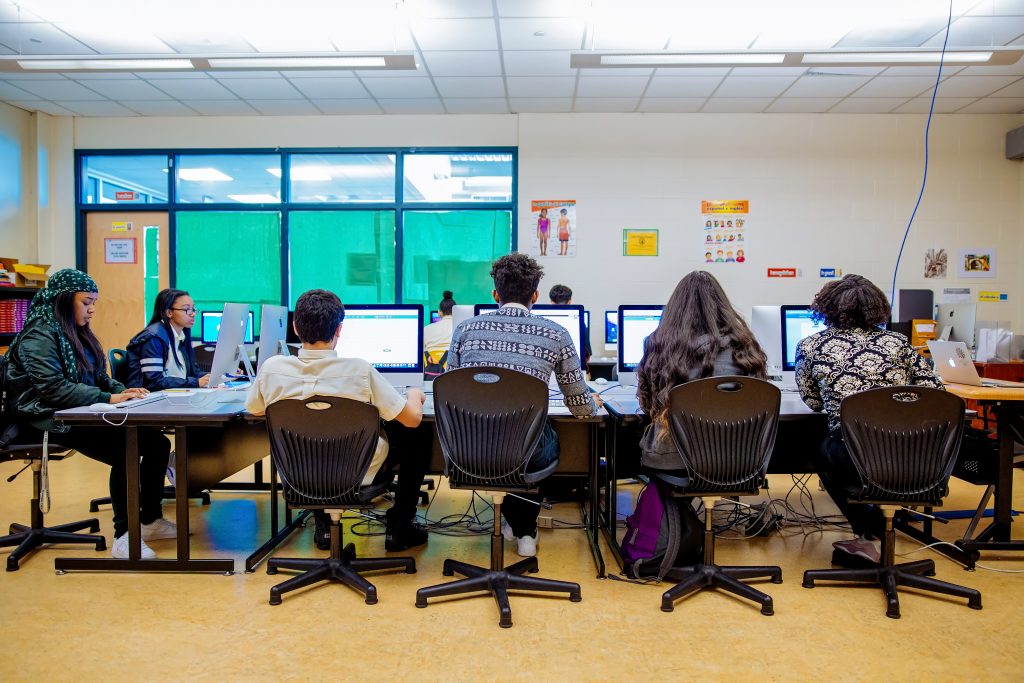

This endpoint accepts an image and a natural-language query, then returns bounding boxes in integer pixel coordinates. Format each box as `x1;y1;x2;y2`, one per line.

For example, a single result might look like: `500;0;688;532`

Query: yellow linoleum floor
2;455;1023;682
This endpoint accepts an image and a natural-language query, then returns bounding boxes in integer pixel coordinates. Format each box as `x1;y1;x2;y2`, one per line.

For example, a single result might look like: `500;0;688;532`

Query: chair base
90;486;210;512
802;559;983;619
415;556;582;628
267;542;415;605
1;518;106;571
661;563;781;615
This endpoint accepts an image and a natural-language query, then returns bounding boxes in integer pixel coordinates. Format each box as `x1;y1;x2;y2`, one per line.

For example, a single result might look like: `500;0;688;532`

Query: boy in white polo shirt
246;288;429;552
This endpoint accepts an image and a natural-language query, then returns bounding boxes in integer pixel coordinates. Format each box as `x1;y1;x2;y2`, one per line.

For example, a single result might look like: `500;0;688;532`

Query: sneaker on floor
111;533;156;560
833;537;880;564
141;517;178;541
313;519;331;551
500;518;516;542
516;533;537;558
384;522;428;552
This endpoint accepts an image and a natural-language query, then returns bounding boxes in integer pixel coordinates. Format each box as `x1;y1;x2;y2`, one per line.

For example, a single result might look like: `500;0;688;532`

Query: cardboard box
0;256;19;287
13;263;50;288
911;318;937;348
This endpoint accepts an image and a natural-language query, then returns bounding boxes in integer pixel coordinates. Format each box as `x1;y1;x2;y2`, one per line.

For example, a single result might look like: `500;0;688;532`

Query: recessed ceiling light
226;194;281;203
803;51;994;64
16;58;194;71
178;168;233;182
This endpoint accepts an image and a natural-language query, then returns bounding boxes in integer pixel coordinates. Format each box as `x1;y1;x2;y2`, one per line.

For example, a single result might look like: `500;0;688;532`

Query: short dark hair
810;274;890;329
549;284;572;304
294;289;345;343
491;253;543;306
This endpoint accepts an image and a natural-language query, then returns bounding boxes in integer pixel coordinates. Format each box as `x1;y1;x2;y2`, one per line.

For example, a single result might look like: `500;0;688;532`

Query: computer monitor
451;304;476;331
583;310;590;330
430;310;442;324
617;305;664;385
257;304;289;373
473;304;586;361
285;311;300;344
936;303;977;347
201;310;254;344
208;303;254;386
604;310;618;345
780;305;828;372
750;305;782;378
335;304;424;387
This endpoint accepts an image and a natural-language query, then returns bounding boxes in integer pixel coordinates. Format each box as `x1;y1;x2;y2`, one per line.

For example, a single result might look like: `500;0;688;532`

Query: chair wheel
6;559;19;572
269;596;282;606
771;576;783;584
95;539;107;551
88;522;100;533
415;597;427;608
570;592;582;602
442;568;454;576
364;591;378;605
267;567;278;575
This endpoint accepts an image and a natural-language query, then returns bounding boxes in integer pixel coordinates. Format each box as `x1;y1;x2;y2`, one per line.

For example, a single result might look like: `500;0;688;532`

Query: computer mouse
89;403;115;412
595;377;608;385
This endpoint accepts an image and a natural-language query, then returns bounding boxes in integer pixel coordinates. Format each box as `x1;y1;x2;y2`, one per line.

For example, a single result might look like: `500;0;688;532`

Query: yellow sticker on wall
623;229;658;256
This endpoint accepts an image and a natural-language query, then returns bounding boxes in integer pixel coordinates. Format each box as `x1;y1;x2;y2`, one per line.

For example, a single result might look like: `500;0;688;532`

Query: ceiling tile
784;75;873;97
882;66;963;76
0;72;66;80
289;78;370;99
850;76;936;97
893;97;978;113
244;33;335;53
5;100;75;115
576;76;649;98
701;98;774;113
434;76;505;97
148;79;238;100
637;98;707;113
329;26;416;51
181;100;259;115
644;76;722;97
377;98;446;114
967;0;1024;15
667;27;759;50
66;72;140;80
247;100;321;115
363;77;438;98
499;17;584;50
503;50;576;77
0;80;39;99
12;79;107;100
957;96;1024;112
156;31;255;54
217;78;303;99
281;70;357;79
0;21;93;54
766;98;843;113
573;97;638;112
715;76;798;97
78;79;174;100
506;75;576;97
730;67;809;77
53;25;174;54
959;61;1024;75
582;67;654;77
443;97;510;114
0;2;44;21
497;0;580;17
417;0;494;19
829;97;907;113
412;18;498;50
508;97;572;112
653;67;731;76
55;100;139;116
990;76;1024;96
121;100;198;116
837;21;948;48
922;16;1024;47
138;71;211;79
209;71;286;80
931;74;1020;96
422;51;503;76
311;99;383;114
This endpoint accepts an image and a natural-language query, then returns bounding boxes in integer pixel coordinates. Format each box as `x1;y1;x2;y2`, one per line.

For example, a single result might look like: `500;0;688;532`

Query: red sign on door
115;191;137;201
767;268;797;278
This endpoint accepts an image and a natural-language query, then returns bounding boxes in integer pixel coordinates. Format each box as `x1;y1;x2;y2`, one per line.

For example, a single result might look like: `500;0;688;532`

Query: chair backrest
264;395;381;506
666;376;781;494
108;348;128;384
433;367;550;489
840;386;965;504
193;344;215;373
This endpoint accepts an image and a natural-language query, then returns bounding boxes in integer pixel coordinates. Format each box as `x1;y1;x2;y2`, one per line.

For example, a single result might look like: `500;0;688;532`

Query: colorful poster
623;229;658;256
529;200;576;258
924;248;947;279
700;200;747;264
958;248;996;278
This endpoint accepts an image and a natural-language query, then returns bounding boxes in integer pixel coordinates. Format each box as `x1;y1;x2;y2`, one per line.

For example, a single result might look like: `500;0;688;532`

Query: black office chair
802;386;982;619
415;367;582;628
193;345;215;373
0;427;107;571
264;395;416;605
108;348;129;384
650;376;783;616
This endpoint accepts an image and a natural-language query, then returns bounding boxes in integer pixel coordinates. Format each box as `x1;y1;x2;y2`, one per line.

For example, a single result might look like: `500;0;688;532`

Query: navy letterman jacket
126;322;204;390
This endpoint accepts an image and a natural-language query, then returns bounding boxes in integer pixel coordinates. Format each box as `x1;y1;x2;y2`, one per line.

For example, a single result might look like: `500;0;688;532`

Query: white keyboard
117;393;167;409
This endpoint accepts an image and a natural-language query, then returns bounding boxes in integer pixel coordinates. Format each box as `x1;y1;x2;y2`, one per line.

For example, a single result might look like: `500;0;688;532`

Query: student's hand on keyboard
111;388;149;404
406;388;426;405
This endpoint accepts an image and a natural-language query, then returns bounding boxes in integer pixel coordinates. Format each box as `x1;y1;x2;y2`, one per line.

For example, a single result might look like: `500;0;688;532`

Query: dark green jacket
6;319;125;432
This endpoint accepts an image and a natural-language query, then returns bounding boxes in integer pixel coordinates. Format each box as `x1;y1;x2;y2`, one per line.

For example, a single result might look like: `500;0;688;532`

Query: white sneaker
166;451;176;487
500;518;515;542
141;517;178;541
516;534;538;558
111;533;156;560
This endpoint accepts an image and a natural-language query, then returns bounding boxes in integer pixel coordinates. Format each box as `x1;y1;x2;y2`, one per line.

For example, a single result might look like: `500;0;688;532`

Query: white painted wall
0;101;34;263
25;111;1024;353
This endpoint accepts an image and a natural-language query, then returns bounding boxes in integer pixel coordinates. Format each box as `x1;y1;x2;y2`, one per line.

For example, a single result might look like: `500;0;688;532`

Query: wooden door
85;212;169;351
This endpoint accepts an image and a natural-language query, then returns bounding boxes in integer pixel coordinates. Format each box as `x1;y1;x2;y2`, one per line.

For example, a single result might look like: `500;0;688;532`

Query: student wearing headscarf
5;269;174;560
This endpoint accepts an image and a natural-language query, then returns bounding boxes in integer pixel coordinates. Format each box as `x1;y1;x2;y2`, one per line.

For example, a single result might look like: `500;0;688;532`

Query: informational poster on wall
701;200;748;264
529;200;576;258
622;229;659;256
104;238;137;264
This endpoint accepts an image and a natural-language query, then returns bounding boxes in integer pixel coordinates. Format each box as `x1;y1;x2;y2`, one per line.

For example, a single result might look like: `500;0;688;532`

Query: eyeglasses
170;307;199;315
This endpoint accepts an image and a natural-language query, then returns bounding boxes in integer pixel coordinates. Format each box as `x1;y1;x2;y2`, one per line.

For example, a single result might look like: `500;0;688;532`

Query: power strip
537;515;554;529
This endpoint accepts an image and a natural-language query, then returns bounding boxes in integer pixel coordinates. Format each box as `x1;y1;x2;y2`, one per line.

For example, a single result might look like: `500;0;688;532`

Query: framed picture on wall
958;248;995;278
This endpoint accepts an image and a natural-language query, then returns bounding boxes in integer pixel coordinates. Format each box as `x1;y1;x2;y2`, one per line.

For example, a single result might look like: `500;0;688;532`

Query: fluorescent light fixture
604;53;785;65
227;194;281;203
207;55;412;69
17;58;193;71
266;167;333;181
178;168;233;182
803;51;993;64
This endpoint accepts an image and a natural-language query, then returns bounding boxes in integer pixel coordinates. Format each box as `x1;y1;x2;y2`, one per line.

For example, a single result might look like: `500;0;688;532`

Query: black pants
501;422;560;538
811;435;885;538
27;425;171;538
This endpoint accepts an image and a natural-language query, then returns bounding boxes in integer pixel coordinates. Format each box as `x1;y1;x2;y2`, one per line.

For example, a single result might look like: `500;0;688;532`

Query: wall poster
701;200;748;264
529;200;576;258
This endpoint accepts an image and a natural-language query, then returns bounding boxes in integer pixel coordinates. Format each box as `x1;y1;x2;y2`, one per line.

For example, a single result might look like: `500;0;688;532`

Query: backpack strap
654;481;684;580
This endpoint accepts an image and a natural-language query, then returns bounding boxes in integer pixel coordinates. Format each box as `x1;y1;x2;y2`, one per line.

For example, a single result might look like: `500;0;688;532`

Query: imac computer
473;303;586;361
335;304;424;388
583;310;590;331
780;305;828;382
604;310;618;347
617;305;664;386
201;310;254;345
257;304;289;373
429;310;442;324
208;303;254;386
936;303;977;347
451;304;476;331
750;305;782;379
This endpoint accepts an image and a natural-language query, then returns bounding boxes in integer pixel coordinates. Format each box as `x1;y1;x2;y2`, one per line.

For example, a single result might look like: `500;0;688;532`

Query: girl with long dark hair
126;288;210;389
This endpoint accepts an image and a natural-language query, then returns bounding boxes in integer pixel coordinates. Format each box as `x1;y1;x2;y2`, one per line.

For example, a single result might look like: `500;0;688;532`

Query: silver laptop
927;340;1024;388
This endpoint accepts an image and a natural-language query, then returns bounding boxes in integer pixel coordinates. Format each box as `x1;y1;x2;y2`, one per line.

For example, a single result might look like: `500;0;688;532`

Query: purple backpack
620;481;703;579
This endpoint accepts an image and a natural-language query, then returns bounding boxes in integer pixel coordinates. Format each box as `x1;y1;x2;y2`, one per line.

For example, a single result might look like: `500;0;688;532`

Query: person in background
796;274;943;565
246;288;429;553
448;254;599;557
126;288;210;390
5;269;174;560
548;283;591;369
423;290;455;378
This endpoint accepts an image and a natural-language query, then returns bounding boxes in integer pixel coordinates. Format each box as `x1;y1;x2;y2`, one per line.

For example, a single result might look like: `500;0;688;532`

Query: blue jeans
502;422;559;538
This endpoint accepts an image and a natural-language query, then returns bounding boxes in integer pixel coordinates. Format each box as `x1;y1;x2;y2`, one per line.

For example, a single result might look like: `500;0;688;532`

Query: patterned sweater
447;304;597;418
796;326;943;435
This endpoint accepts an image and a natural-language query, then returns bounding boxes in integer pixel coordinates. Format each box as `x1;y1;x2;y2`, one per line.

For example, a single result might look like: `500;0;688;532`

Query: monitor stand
236;344;255;379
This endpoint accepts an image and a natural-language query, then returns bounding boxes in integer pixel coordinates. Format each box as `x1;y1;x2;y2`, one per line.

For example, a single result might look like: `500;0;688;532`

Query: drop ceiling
1;0;1023;117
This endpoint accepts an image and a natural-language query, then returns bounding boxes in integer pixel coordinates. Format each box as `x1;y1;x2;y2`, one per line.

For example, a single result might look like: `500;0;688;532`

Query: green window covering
175;211;281;334
402;210;512;310
288;211;396;306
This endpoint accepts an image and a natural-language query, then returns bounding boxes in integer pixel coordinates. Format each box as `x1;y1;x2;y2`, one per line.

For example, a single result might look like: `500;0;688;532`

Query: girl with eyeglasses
126;288;211;390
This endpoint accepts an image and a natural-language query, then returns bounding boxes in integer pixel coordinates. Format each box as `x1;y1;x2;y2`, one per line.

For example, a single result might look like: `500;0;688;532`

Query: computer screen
334;304;423;374
605;310;618;345
430;310;442;324
617;306;664;372
257;304;288;373
780;305;828;372
208;303;253;385
936;303;977;347
583;310;590;330
202;310;254;344
473;304;585;360
750;305;782;376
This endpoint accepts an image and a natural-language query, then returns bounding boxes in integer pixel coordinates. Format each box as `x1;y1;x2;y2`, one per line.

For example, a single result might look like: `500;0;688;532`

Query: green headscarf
7;268;99;380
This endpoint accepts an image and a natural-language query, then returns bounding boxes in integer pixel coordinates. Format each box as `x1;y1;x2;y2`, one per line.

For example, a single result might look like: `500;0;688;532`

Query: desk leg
245;459;310;573
600;420;625;573
584;421;606;579
960;402;1022;553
